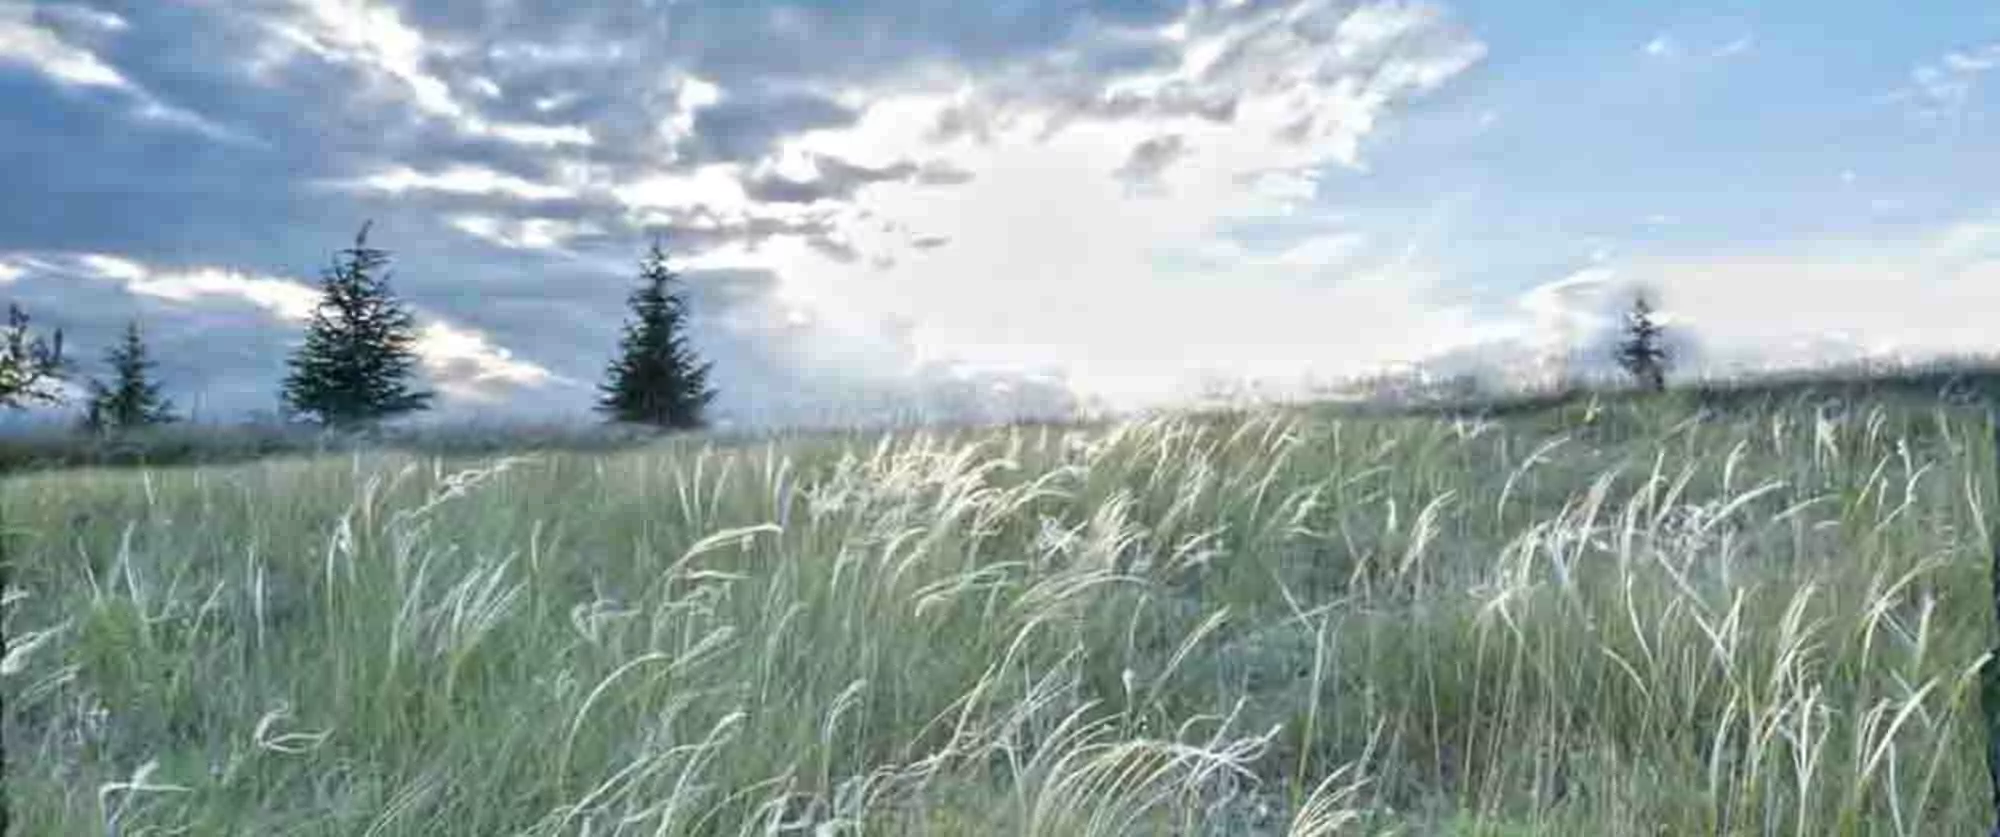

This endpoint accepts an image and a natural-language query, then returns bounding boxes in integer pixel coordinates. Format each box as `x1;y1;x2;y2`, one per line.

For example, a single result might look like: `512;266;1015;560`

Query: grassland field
4;389;1999;835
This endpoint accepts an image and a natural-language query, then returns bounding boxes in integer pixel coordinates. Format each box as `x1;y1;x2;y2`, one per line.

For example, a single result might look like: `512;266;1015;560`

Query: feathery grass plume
3;396;1997;833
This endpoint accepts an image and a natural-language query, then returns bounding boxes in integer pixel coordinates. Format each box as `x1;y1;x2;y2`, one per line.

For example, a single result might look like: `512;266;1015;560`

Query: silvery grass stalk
1;396;1994;834
1985;405;2000;837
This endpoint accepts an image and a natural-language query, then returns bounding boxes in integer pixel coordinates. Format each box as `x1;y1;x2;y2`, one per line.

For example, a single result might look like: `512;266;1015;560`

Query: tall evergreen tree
83;320;176;432
598;240;715;429
281;222;432;428
1;303;67;409
1614;291;1670;392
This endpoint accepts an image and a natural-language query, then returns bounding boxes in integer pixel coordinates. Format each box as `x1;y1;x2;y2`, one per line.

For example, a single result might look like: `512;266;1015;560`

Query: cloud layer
3;0;1997;427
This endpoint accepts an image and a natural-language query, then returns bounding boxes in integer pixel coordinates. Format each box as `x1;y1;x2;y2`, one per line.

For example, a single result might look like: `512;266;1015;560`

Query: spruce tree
1;303;67;409
281;222;432;428
598;240;715;429
83;320;175;432
1614;291;1670;392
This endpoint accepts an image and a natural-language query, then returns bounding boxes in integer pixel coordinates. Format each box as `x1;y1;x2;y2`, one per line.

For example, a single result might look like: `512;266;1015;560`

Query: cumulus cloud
10;0;1998;429
2;0;1502;422
77;0;2000;427
414;320;561;404
681;0;1492;407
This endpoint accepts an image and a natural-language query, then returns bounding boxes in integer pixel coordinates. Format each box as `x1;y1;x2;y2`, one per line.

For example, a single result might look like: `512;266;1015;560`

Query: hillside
4;358;1998;475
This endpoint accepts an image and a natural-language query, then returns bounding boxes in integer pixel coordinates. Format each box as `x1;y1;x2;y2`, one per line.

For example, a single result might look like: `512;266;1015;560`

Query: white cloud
1263;233;1369;269
0;2;132;89
1507;266;1621;384
414;320;559;403
481;121;592;146
611;164;756;214
1905;41;2000;124
73;255;321;321
15;0;1999;427
485;40;627;68
37;4;129;34
334;164;579;201
258;0;593;147
447;215;603;251
661;75;722;150
1501;215;2000;380
532;91;578;113
0;2;251;142
131;268;323;322
49;252;563;408
619;0;1493;408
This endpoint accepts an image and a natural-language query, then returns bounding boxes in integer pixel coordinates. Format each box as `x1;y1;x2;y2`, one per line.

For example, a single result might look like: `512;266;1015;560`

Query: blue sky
2;0;1996;427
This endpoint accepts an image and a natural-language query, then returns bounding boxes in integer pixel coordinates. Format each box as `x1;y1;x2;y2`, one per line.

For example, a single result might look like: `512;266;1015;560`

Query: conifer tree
1614;291;1670;392
598;240;715;429
83;319;175;431
281;222;432;428
0;303;66;409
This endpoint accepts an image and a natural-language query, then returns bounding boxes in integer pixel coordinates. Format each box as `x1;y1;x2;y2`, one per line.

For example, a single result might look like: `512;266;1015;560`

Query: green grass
6;354;1994;475
4;394;1997;835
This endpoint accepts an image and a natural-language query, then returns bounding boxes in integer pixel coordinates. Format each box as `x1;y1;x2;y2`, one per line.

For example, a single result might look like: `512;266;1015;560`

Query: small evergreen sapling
281;222;433;428
598;240;716;429
1615;292;1670;392
83;320;176;432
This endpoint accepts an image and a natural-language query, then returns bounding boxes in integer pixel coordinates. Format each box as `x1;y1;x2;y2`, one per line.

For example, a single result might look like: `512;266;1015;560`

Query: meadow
4;391;1998;835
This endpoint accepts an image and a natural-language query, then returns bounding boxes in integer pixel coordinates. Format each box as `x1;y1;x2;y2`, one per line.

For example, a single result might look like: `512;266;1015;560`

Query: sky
2;0;1997;428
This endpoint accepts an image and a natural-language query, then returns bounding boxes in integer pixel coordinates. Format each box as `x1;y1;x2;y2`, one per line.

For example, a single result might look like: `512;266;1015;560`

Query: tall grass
3;397;1994;834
